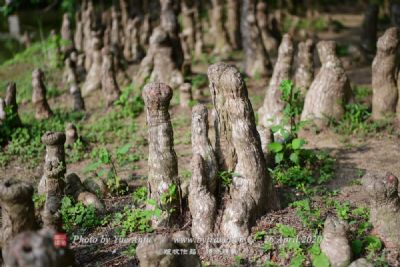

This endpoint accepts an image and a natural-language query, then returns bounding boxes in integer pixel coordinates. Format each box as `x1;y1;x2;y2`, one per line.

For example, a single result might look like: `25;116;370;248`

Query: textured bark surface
65;173;104;211
82;37;102;96
0;98;5;124
60;13;74;54
101;47;121;107
256;0;279;57
39;132;66;231
136;27;184;89
241;0;272;77
181;0;196;52
191;104;218;194
362;170;400;249
208;63;278;238
0;179;37;249
32;69;53;120
226;0;241;50
294;39;314;95
136;231;200;267
256;125;274;167
143;83;178;227
74;12;83;52
160;0;184;70
193;0;204;57
188;154;216;239
5;82;21;127
210;0;232;54
361;4;379;53
258;34;294;128
123;18;144;63
3;229;74;267
179;83;192;108
371;27;400;120
301;41;351;125
320;216;351;267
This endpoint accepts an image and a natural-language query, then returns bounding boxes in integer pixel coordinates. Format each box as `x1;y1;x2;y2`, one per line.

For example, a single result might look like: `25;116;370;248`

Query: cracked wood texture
241;0;272;77
191;104;218;194
301;40;351;125
258;34;294;128
208;63;278;239
143;82;179;227
188;154;217;239
371;27;400;120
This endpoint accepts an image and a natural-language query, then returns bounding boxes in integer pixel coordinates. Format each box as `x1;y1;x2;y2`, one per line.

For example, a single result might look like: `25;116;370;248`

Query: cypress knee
258;34;294;129
226;0;241;50
142;82;179;227
5;81;22;127
39;132;66;231
256;0;279;57
101;47;121;107
32;69;53;120
188;154;216;239
179;83;193;108
294;39;314;95
0;179;37;251
208;63;278;239
191;104;218;194
320;216;351;267
301;41;351;126
371;27;400;120
362;171;400;249
4;229;74;267
210;0;232;54
241;0;272;77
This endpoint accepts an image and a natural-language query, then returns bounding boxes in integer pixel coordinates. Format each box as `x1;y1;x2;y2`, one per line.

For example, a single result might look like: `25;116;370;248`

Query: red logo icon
53;233;68;248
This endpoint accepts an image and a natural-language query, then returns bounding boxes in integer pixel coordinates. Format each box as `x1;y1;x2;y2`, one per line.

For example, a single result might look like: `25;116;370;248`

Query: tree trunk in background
210;0;232;54
241;0;272;78
256;0;279;57
361;4;379;53
226;0;241;50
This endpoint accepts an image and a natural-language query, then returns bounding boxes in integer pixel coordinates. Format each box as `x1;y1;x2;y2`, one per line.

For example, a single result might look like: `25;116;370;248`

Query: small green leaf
268;142;283;153
292;138;305;150
275;153;284;164
289;152;300;164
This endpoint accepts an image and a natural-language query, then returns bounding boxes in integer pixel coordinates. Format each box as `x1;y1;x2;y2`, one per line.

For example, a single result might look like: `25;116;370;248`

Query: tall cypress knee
208;63;278;239
142;82;179;227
